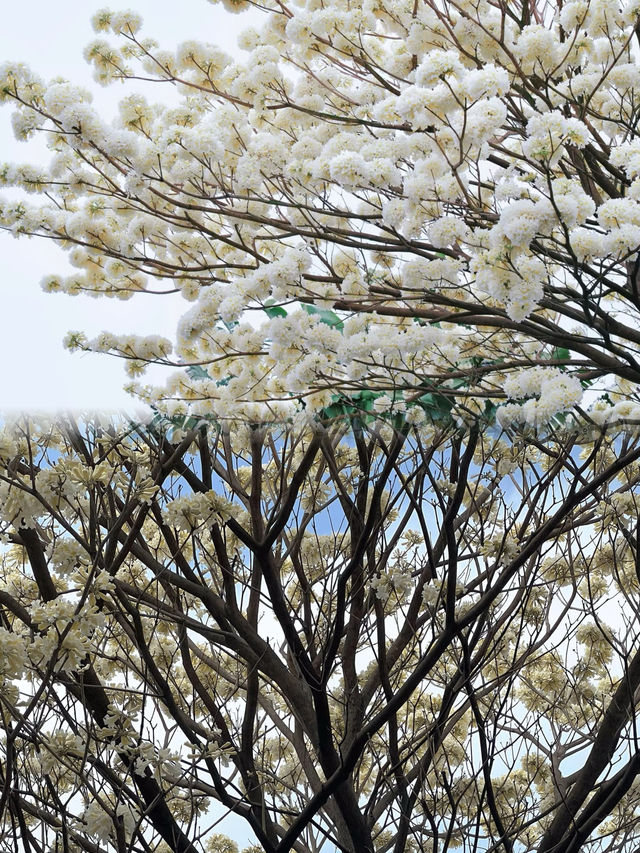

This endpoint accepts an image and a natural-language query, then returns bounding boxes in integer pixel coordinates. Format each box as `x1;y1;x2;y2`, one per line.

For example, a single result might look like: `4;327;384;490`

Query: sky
0;0;248;413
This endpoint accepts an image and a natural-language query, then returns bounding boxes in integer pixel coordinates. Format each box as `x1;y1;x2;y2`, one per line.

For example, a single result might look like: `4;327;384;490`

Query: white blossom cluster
498;368;583;427
369;562;413;604
163;489;235;529
80;799;140;843
5;0;640;425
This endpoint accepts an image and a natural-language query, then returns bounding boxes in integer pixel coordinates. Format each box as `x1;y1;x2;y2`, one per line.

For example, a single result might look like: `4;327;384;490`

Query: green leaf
483;400;498;422
321;402;349;420
186;365;210;381
418;392;453;412
318;391;380;422
417;392;454;423
263;304;288;319
352;390;380;413
301;304;344;332
450;377;469;390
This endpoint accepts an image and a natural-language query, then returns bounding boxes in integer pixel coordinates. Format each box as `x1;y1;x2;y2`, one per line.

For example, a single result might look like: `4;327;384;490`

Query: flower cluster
498;368;583;427
163;489;235;529
4;0;640;428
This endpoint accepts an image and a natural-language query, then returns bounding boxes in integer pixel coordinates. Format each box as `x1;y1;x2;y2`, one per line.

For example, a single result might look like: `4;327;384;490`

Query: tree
1;413;640;853
1;0;639;427
3;0;640;850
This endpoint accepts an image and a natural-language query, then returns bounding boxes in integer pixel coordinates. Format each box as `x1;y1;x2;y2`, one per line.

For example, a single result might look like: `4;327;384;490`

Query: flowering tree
3;0;640;851
2;0;640;425
1;414;640;853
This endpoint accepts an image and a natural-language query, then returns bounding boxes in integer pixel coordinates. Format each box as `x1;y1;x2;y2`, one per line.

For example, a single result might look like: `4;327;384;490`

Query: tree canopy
1;415;640;853
3;1;640;852
2;0;640;426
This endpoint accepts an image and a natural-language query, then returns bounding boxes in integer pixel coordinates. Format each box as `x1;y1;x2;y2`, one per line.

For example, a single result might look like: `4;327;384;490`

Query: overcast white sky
0;1;248;413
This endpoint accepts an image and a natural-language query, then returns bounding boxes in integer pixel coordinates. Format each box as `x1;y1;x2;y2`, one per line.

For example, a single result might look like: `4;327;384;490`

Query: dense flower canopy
0;414;639;853
2;0;640;427
5;4;640;853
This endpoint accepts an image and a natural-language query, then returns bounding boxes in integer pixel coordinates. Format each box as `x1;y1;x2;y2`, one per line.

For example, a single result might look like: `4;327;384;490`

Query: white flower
524;111;589;162
429;215;471;248
500;368;582;426
611;140;640;178
497;199;553;248
422;584;440;607
110;9;144;35
559;1;589;31
372;394;393;414
549;178;596;227
514;24;562;73
569;227;606;261
328;151;368;190
461;65;510;100
0;628;28;679
414;50;464;87
597;198;640;229
81;801;113;842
